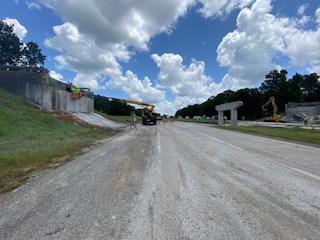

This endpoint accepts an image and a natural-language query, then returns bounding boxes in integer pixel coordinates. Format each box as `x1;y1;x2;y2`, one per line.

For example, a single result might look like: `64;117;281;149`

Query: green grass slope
0;88;114;193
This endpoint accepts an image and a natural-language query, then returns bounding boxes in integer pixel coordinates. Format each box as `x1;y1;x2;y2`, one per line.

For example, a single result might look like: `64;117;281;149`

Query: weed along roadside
0;88;118;194
221;125;320;147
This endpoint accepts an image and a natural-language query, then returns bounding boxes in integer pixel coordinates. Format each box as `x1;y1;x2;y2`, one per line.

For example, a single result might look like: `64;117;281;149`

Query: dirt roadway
1;121;320;239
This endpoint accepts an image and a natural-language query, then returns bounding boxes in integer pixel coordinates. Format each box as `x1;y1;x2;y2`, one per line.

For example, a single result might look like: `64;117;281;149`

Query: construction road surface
1;121;320;240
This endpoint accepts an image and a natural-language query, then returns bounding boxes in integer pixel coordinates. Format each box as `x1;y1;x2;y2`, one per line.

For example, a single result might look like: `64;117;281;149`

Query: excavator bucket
71;92;84;99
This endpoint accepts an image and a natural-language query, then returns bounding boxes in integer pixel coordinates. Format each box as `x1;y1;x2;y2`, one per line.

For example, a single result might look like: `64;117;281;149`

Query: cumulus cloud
3;18;27;40
49;70;63;81
151;53;219;98
197;0;254;18
73;74;104;91
217;0;320;88
151;53;222;114
44;22;124;76
37;0;193;50
107;70;166;104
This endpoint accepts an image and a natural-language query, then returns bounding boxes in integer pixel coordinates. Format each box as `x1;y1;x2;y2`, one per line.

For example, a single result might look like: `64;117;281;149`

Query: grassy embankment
223;125;320;146
105;115;132;123
0;88;116;193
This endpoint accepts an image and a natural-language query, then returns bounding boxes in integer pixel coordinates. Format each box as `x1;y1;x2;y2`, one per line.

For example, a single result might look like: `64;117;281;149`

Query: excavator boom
262;96;282;121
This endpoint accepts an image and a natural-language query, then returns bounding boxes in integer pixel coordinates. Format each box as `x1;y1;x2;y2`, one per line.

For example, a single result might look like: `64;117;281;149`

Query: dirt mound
54;112;93;127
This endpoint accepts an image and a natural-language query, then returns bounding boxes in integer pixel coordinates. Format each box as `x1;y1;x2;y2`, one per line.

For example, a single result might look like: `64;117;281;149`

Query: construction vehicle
262;96;283;121
71;87;91;99
66;84;91;100
109;97;157;125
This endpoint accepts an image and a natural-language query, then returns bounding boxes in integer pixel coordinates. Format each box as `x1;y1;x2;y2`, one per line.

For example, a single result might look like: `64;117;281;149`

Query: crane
108;97;157;125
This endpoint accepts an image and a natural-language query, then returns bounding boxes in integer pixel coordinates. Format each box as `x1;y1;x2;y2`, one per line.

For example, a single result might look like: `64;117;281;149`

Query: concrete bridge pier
215;101;243;126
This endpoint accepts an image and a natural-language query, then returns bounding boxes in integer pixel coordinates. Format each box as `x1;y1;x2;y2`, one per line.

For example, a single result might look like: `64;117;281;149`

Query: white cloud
315;7;320;25
298;4;308;16
73;74;104;91
39;0;194;50
3;18;27;40
44;22;124;76
26;1;42;10
197;0;254;18
104;52;223;115
216;0;320;89
152;53;219;99
151;53;223;114
107;70;166;104
49;70;63;81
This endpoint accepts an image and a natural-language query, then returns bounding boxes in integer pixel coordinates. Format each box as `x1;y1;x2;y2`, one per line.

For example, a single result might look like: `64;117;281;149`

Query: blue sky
1;0;320;115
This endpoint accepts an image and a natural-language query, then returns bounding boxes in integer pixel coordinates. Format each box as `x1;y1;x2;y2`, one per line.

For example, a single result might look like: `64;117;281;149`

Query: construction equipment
71;86;84;99
109;97;157;125
262;96;283;121
66;83;90;100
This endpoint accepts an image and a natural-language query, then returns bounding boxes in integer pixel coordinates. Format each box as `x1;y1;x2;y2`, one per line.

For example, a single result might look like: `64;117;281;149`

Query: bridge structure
215;101;243;126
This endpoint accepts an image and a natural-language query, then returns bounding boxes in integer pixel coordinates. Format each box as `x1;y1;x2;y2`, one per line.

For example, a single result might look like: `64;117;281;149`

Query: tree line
94;95;142;115
175;70;320;120
0;21;46;67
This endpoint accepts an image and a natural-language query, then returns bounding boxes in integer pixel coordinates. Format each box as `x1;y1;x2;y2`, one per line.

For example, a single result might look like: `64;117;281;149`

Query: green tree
94;95;111;113
22;42;46;67
175;104;201;118
0;20;46;67
301;73;320;102
109;100;134;115
0;21;21;65
287;73;303;103
234;88;263;120
259;70;288;112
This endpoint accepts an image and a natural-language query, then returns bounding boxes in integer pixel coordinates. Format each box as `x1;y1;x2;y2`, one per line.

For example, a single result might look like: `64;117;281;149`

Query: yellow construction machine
66;84;90;99
109;98;158;125
262;96;283;122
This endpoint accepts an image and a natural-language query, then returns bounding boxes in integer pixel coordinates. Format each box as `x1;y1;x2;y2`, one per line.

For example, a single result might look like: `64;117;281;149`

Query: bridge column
215;101;243;126
218;110;224;125
231;108;238;126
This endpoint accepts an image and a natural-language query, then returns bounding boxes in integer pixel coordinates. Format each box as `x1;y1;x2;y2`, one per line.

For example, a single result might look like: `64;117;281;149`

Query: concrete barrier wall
0;68;93;113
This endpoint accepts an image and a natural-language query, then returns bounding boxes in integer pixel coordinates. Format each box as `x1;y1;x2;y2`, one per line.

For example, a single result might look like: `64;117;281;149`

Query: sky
1;0;320;115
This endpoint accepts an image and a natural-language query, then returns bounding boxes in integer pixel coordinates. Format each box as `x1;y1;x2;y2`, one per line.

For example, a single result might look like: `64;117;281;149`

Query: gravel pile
70;112;126;129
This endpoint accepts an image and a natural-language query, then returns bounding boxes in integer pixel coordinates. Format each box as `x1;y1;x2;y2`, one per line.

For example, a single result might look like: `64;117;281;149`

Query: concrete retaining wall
0;67;93;113
286;102;320;116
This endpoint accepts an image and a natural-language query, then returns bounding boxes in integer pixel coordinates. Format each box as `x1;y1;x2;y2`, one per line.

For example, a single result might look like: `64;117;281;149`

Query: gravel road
1;121;320;239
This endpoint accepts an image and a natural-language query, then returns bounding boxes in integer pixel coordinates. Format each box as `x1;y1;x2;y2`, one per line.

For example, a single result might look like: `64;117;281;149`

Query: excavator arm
263;96;278;115
262;96;282;121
